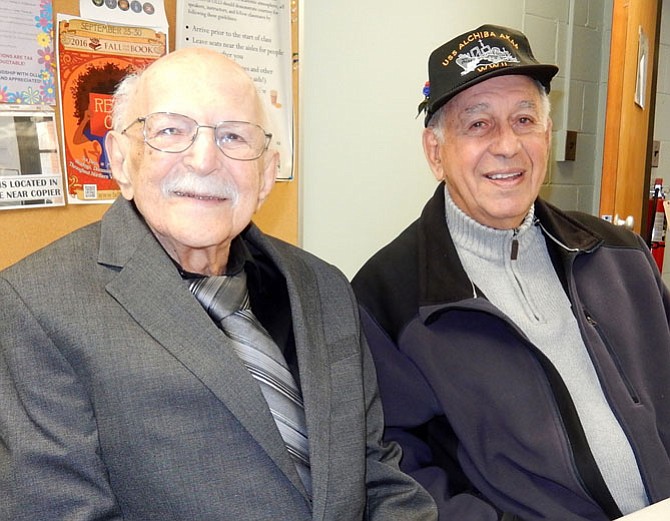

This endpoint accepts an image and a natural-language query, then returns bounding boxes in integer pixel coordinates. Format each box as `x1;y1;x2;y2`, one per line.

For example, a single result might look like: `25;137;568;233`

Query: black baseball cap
419;24;559;126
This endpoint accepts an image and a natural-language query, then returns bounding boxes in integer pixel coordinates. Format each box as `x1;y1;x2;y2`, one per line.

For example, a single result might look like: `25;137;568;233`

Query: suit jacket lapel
246;227;333;512
97;199;305;495
288;268;332;516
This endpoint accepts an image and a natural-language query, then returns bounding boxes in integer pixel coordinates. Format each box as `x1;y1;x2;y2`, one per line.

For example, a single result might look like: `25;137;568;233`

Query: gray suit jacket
0;198;436;521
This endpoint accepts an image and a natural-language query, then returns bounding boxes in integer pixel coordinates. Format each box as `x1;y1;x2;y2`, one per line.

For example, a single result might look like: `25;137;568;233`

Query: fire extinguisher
647;178;666;271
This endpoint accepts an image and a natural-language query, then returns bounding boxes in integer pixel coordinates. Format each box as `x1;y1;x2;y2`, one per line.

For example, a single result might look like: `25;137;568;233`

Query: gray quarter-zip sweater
444;187;647;515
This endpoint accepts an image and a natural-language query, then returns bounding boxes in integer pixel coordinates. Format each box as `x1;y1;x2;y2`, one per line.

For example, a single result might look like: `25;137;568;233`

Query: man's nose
489;123;522;157
183;126;221;172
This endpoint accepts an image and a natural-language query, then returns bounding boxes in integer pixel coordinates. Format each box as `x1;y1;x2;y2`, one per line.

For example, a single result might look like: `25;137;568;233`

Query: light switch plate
565;130;577;161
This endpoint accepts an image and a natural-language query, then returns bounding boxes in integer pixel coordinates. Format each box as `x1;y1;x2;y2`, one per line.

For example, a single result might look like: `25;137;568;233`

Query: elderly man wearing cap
352;24;670;521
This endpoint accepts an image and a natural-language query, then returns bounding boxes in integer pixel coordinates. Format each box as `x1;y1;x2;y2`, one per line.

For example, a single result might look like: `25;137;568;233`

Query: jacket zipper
583;309;640;404
435;301;627;514
493;308;610;507
508;228;540;321
519;219;639;404
510;229;519;260
448;218;636;512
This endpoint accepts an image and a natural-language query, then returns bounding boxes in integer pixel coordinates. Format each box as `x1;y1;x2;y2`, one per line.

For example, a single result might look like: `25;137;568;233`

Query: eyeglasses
122;112;273;161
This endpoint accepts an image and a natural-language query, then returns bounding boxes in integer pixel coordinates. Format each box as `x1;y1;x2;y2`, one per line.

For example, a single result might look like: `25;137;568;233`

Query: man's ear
105;130;134;200
255;149;278;211
422;127;445;182
545;116;553;149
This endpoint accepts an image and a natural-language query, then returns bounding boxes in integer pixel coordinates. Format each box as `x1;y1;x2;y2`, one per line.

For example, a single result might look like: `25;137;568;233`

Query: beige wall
653;6;670;284
300;0;612;278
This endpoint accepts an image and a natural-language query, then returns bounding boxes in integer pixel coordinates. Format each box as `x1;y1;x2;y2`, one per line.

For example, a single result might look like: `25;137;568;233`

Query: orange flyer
57;17;166;204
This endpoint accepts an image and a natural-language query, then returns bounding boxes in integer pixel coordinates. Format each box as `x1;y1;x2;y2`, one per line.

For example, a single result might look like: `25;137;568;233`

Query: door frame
600;0;662;238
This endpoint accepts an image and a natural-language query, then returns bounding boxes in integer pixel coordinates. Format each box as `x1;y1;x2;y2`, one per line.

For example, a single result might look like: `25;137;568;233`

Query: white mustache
161;174;239;204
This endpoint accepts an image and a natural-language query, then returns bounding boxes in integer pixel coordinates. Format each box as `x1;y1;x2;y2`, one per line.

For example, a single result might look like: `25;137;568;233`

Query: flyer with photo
0;107;65;210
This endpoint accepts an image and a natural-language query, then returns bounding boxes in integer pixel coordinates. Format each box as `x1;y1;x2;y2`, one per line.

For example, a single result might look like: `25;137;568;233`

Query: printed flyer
0;0;56;105
0;107;65;210
176;0;294;180
57;16;166;203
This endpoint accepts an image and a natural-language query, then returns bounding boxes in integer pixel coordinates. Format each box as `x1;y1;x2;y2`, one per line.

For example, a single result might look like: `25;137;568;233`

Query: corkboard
0;0;299;270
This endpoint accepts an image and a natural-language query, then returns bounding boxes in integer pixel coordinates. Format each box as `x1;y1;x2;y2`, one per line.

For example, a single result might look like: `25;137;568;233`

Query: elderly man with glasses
0;47;437;521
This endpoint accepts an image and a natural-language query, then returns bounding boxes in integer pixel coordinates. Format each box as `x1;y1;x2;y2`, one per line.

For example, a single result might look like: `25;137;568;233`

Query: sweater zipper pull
511;230;519;260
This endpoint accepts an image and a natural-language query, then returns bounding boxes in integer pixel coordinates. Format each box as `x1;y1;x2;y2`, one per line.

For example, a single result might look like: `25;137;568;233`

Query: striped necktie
189;272;312;497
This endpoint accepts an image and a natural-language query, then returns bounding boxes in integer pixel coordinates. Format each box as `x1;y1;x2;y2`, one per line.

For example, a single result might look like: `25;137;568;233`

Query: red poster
57;17;166;203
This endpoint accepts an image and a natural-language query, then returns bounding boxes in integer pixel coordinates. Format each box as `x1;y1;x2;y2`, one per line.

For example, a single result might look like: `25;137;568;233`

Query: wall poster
57;16;166;204
176;0;294;180
0;107;64;210
0;0;56;105
0;0;66;211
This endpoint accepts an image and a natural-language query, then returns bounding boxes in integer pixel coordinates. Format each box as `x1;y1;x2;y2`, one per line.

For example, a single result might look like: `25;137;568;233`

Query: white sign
0;108;65;209
176;0;294;180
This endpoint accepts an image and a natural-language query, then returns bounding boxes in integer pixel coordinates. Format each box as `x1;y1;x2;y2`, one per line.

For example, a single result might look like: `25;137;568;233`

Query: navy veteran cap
419;24;559;126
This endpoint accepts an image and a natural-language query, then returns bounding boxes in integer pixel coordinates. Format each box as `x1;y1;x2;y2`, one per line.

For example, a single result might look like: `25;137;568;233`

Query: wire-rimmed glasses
122;112;272;161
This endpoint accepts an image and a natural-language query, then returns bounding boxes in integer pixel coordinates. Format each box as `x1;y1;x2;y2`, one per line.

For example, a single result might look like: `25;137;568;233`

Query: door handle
613;214;635;229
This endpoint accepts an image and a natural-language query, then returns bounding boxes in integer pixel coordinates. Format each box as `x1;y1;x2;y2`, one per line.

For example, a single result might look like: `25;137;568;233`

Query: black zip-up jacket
352;185;670;520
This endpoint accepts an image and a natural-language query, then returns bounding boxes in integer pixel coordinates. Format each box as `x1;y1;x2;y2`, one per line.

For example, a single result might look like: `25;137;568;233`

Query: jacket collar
418;184;603;308
533;197;603;253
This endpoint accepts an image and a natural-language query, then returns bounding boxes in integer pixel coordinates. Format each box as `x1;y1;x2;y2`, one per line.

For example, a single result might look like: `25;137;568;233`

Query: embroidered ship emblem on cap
418;24;559;126
456;40;519;76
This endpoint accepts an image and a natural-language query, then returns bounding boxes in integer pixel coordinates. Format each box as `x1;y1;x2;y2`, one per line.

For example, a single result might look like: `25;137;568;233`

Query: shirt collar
175;232;259;283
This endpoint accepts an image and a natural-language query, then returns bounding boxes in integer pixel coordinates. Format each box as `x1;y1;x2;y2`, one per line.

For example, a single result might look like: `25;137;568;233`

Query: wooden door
600;0;661;236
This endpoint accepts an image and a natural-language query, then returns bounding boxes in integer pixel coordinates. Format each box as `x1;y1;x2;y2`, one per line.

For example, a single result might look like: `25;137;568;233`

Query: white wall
299;0;609;278
537;0;610;215
653;5;670;285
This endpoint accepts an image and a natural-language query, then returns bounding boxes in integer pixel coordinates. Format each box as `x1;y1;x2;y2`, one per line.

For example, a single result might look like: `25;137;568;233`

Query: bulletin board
0;0;299;270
